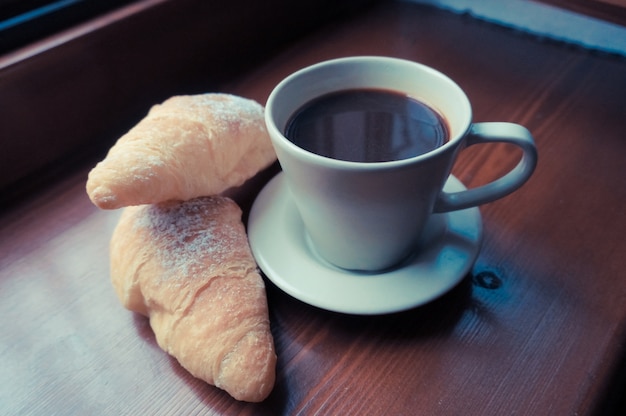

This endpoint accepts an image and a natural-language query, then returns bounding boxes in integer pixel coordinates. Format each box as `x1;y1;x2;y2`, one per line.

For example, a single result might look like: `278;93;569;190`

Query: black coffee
285;88;449;162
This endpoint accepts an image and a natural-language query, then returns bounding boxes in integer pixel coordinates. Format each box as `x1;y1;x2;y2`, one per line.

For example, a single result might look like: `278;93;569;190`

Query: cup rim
265;56;473;170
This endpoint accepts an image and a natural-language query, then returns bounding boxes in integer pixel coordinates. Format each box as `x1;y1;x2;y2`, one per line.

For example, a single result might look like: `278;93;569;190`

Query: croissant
86;93;276;209
109;196;276;402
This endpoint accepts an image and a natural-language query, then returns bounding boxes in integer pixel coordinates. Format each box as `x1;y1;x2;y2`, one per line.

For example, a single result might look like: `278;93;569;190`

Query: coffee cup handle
434;122;538;213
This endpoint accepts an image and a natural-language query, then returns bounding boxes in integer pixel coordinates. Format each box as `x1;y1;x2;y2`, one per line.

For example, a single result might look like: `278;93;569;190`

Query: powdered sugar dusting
128;155;164;182
166;93;265;133
200;93;263;123
134;196;243;278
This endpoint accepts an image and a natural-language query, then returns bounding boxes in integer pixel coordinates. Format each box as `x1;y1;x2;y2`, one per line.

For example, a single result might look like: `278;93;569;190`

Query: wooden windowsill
538;0;626;27
1;1;625;414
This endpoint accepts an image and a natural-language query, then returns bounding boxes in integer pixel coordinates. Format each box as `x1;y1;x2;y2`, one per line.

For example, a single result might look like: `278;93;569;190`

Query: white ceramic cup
265;56;537;271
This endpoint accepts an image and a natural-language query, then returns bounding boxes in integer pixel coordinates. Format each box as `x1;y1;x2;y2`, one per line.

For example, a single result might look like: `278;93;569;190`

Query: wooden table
2;2;625;415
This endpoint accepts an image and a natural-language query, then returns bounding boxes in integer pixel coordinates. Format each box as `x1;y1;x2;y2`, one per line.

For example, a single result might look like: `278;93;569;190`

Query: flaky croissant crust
87;93;276;209
109;196;276;402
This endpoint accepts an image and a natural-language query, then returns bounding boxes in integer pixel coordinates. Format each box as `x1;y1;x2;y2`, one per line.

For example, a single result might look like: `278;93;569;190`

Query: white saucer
248;172;482;315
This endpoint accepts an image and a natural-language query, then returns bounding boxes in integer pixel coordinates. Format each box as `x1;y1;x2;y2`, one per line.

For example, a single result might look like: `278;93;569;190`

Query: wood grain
537;0;626;26
1;2;625;415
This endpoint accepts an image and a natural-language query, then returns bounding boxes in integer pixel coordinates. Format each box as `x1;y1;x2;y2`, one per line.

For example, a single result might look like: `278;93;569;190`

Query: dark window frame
0;0;137;54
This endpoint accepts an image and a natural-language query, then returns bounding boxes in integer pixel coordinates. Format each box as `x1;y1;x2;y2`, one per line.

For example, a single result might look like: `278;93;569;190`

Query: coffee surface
285;89;448;162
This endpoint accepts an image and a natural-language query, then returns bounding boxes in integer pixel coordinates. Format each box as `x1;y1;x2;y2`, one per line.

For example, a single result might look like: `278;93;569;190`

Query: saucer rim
247;172;482;315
